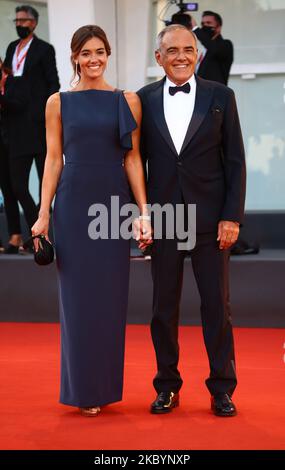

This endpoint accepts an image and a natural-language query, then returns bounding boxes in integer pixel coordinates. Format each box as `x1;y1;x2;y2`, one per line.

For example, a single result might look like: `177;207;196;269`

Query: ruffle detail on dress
118;92;137;150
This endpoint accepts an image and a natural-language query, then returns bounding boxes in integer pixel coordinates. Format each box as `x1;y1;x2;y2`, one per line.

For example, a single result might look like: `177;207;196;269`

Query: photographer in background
191;11;233;85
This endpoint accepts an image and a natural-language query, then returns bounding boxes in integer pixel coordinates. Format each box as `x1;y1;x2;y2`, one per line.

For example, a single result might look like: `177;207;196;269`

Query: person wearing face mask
3;5;60;234
191;11;233;86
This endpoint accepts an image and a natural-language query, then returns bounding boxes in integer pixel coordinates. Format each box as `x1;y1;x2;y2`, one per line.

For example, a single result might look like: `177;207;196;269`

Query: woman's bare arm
31;92;63;237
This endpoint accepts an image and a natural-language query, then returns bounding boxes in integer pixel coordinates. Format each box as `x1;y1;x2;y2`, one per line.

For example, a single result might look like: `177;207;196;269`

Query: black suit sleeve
194;29;233;62
136;89;148;181
221;90;246;224
0;93;26;112
1;44;27;111
3;43;13;69
41;44;60;95
0;76;28;112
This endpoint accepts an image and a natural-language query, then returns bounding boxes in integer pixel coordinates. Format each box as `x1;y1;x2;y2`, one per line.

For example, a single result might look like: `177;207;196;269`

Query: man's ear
155;50;162;66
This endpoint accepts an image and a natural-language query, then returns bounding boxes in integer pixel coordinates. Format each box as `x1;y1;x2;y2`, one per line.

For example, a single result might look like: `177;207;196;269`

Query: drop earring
71;60;80;87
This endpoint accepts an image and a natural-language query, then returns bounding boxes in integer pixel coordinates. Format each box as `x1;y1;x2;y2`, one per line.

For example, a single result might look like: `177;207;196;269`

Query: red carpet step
0;324;284;450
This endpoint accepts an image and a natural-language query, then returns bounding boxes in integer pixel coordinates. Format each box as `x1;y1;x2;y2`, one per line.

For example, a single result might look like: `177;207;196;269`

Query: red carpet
0;323;284;450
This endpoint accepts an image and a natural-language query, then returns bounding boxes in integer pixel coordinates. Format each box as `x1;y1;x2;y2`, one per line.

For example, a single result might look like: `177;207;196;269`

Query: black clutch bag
23;234;54;266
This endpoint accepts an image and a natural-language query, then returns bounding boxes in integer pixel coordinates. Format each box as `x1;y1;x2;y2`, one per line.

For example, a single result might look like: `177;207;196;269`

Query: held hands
133;216;153;251
31;211;50;251
217;220;240;250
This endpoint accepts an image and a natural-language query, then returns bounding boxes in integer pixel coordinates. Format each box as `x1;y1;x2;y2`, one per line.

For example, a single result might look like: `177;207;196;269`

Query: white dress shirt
12;37;34;77
163;75;196;155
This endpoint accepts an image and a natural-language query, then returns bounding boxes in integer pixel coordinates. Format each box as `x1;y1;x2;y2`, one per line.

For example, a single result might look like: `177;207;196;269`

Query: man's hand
133;217;153;251
217;220;239;250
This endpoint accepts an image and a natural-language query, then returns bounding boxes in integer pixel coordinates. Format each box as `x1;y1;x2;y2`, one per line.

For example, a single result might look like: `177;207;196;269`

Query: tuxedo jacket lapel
23;36;39;73
146;78;179;157
6;40;20;68
145;76;213;158
180;76;213;155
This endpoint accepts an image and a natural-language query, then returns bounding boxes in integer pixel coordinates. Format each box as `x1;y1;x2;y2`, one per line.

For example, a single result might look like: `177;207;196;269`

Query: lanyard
15;41;29;71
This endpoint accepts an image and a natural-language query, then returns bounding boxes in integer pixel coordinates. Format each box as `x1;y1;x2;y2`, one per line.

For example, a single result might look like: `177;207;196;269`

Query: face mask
16;26;31;39
201;26;216;38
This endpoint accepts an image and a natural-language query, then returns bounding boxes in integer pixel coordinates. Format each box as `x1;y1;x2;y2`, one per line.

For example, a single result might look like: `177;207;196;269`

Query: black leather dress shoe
151;391;179;414
211;393;237;417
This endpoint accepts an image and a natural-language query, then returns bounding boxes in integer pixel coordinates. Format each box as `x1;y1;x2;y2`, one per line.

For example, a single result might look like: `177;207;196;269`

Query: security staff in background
3;4;60;234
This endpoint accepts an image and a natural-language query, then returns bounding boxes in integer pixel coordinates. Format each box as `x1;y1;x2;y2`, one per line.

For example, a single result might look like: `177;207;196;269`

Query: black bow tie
169;82;191;96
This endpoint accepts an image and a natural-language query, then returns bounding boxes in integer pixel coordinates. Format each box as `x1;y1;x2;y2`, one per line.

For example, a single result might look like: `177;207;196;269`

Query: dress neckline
68;88;118;94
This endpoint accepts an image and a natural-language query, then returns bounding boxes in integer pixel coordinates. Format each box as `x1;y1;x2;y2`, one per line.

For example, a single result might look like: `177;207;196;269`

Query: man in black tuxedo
3;4;60;230
137;24;246;417
191;11;233;85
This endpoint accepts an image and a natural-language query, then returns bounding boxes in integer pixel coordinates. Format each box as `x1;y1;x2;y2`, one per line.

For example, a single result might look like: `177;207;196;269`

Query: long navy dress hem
53;89;137;407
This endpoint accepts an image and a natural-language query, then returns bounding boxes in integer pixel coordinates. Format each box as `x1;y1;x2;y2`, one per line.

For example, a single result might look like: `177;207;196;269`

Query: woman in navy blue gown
31;25;152;417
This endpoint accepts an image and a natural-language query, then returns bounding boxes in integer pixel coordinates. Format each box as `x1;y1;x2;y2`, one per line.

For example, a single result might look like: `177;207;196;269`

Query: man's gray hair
156;24;197;50
15;5;39;23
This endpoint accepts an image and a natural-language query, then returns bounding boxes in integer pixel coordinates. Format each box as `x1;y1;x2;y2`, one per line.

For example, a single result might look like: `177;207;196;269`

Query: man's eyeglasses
13;18;34;24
